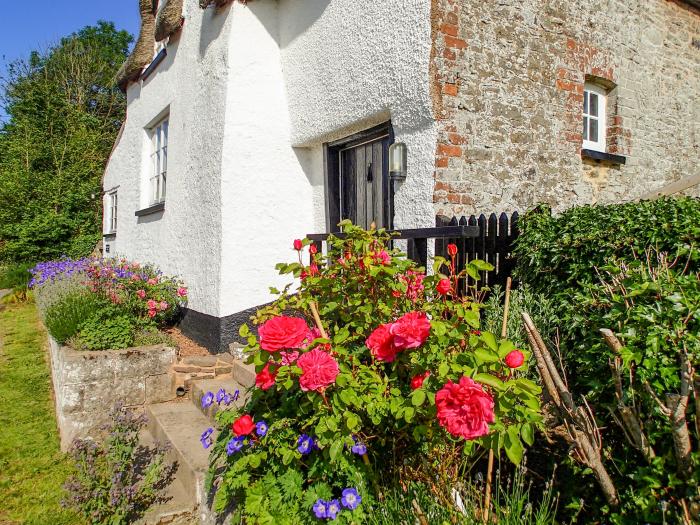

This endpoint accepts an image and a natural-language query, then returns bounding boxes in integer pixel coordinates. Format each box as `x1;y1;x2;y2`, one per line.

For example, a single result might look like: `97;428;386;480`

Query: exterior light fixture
388;142;407;181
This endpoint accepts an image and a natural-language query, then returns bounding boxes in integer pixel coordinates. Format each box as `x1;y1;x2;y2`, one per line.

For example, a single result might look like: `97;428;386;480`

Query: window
149;117;168;204
583;83;606;152
108;191;118;232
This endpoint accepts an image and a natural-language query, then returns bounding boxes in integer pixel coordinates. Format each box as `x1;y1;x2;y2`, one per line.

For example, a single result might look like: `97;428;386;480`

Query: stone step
147;401;213;506
136;429;197;525
232;360;256;389
190;376;250;420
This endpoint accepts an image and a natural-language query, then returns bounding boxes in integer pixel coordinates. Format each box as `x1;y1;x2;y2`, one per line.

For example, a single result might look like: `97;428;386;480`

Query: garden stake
309;300;329;339
522;312;619;507
483;277;512;523
600;328;655;463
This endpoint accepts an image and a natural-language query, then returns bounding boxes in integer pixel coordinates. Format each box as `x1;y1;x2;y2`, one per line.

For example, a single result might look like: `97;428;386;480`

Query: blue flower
200;427;214;449
326;499;341;519
297;434;314;455
222;393;233;406
201;391;215;409
233;389;240;401
351;437;367;455
216;388;226;404
226;436;245;455
256;420;268;437
312;499;328;519
341;488;361;510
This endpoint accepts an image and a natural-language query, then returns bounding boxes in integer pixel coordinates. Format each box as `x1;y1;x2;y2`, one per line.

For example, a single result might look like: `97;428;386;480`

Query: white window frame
149;117;168;205
582;83;607;152
108;191;118;233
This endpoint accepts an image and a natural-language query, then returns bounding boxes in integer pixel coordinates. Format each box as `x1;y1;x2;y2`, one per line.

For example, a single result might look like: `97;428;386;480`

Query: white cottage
103;0;700;351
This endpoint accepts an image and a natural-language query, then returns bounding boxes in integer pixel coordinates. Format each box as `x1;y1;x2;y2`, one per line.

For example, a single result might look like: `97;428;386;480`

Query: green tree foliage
0;22;132;262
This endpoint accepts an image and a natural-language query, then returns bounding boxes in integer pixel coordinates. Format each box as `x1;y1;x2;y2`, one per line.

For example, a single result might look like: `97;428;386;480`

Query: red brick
443;48;456;60
566;38;577;51
556;79;576;91
448;133;466;145
434;181;451;192
436;157;449;168
444;124;457;133
437;144;462;157
444;36;467;49
443;83;459;96
447;194;461;204
445;12;458;25
460;195;474;205
566;132;582;143
440;23;459;37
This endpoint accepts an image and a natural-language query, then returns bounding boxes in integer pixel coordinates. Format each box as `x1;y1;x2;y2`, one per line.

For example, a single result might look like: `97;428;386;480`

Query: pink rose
280;350;300;365
411;370;431;390
297;348;339;392
390;312;431;350
447;244;458;257
259;316;310;352
147;278;158;285
177;287;187;297
435;377;495;440
366;323;400;362
131;275;141;282
159;301;168;311
136;289;146;299
255;362;277;390
232;415;255;436
372;250;391;265
293;239;303;251
436;278;451;295
302;328;322;349
505;350;525;369
147;309;157;318
147;299;157;309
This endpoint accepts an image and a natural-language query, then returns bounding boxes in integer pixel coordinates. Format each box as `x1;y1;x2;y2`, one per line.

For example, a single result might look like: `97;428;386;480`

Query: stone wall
48;337;176;451
431;0;700;217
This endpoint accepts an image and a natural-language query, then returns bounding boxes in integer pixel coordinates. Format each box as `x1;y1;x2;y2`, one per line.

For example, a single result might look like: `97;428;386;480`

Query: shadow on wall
200;2;232;57
250;0;331;48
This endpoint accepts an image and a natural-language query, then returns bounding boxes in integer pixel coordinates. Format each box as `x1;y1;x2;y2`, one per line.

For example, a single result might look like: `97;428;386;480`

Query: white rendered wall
103;0;233;317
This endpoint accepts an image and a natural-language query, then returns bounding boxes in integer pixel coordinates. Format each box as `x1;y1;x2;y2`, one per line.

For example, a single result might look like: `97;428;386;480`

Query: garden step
232;360;255;388
190;376;250;420
146;401;213;505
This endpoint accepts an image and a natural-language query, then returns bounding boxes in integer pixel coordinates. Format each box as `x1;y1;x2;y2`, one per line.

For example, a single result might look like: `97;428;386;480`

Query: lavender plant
62;404;175;525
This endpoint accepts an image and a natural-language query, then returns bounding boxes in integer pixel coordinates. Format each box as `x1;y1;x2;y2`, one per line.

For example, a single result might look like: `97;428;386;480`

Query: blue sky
0;0;140;79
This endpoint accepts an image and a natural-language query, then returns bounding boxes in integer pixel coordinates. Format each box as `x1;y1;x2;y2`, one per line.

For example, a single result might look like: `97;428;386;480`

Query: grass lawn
0;300;82;525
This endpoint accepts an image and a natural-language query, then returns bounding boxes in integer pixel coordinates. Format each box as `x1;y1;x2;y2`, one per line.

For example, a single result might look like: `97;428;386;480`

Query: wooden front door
325;123;393;232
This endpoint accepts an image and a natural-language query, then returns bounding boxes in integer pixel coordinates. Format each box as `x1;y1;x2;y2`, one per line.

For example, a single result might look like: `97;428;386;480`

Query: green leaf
403;406;415;422
480;332;498;352
473;373;504;391
329;439;344;461
504;426;524;464
411;389;426;407
471;259;494;271
474;347;499;364
521;423;535;446
438;361;450;377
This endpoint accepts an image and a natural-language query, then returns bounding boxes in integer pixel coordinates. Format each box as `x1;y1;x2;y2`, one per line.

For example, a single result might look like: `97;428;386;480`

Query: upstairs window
149;117;168;205
108;191;118;232
583;83;607;152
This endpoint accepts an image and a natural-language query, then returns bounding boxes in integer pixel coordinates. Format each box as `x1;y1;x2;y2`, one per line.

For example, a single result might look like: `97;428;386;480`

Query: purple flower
312;499;328;519
256;421;268;437
341;488;361;510
233;389;240;401
200;427;214;449
297;434;314;455
326;499;341;519
226;436;245;455
222;393;233;406
201;391;214;409
351;437;367;455
216;388;226;404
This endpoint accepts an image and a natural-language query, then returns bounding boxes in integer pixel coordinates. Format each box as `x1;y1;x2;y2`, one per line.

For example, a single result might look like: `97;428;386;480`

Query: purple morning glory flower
200;427;214;449
216;388;226;403
222;393;233;406
233;389;240;401
341;488;361;510
256;421;268;437
201;391;214;409
297;434;314;455
351;437;367;455
226;436;245;455
312;499;328;519
326;499;341;519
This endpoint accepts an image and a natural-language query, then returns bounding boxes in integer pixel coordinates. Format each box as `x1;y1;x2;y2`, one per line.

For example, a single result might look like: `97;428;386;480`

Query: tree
0;21;133;262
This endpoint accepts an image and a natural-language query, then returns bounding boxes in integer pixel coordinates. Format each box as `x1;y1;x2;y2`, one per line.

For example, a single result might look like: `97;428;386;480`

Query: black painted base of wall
178;305;264;354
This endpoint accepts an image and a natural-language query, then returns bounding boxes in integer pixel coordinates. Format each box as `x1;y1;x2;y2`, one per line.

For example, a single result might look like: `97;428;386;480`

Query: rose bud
436;278;451;295
411;370;431;390
504;349;525;369
293;239;303;251
447;244;458;257
309;244;318;255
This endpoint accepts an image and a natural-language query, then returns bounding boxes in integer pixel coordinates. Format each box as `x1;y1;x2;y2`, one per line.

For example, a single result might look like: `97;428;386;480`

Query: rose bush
206;223;542;524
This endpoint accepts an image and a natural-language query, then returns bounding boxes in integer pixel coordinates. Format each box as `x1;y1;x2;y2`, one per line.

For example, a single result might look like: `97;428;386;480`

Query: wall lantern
388;142;407;181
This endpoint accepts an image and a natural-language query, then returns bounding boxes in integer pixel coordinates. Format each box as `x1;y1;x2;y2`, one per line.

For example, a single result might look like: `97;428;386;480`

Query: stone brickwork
48;337;176;451
431;0;700;217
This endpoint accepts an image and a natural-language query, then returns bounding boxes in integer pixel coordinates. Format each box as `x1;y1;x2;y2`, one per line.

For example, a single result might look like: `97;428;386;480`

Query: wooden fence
435;212;519;293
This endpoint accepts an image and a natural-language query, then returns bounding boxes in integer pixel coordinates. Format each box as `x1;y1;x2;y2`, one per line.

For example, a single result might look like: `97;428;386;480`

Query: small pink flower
159;301;168;311
147;299;157;309
136;289;146;299
131;275;141;281
148;309;157;318
177;287;187;297
280;350;300;365
147;278;158;285
294;239;303;251
372;250;391;265
505;350;525;369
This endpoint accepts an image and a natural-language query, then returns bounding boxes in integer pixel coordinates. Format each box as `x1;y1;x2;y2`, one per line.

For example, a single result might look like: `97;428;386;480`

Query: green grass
0;301;82;525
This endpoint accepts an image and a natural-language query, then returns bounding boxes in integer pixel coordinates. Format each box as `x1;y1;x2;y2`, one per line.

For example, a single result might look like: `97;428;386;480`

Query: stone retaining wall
48;337;177;451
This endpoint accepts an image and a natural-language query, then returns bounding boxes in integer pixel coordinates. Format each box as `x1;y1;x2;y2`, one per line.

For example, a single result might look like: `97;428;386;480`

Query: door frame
323;122;395;232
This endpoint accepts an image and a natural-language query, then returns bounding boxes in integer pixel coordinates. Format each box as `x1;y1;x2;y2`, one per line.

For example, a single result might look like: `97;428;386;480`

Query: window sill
581;149;626;164
135;202;165;217
141;48;167;82
103;232;117;240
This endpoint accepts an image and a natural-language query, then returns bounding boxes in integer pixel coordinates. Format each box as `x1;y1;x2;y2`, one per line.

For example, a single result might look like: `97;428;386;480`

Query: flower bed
205;224;543;523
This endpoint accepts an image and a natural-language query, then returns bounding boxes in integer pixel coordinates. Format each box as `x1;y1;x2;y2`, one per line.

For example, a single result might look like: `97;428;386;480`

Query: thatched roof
115;0;157;91
155;0;184;41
